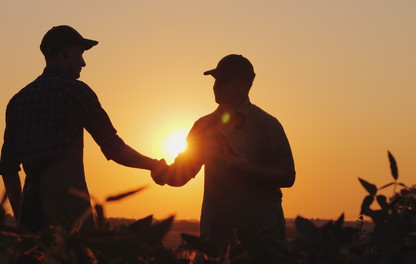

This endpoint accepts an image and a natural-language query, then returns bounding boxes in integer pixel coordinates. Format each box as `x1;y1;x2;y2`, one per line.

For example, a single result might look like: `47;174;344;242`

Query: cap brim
203;69;216;76
82;39;99;50
203;69;229;80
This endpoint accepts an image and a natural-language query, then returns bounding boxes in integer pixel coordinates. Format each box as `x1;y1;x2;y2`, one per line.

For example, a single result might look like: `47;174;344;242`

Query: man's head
40;25;98;79
204;54;256;107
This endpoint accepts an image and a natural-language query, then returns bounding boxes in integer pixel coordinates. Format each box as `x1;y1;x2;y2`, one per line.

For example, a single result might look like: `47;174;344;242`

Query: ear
61;44;72;58
241;80;252;94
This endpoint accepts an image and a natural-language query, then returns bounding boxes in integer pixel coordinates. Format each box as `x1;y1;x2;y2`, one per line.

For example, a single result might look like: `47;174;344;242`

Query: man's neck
219;98;250;115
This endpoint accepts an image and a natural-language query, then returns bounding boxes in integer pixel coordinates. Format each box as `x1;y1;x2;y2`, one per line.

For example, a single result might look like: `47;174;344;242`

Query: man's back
5;68;84;175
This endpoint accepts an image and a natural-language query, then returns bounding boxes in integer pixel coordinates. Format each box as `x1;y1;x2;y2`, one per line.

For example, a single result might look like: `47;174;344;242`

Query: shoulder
53;78;99;103
250;104;283;129
72;80;96;95
194;112;216;126
187;111;217;138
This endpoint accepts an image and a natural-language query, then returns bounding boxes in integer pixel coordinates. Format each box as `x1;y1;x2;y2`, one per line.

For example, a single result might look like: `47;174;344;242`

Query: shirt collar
215;98;251;118
213;99;251;129
235;98;251;117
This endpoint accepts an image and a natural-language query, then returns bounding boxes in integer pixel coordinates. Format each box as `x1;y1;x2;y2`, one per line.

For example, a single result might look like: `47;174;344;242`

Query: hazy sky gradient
1;0;415;221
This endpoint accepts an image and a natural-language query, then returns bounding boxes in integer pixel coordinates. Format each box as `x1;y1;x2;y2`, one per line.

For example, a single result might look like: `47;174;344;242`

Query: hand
151;159;168;185
211;128;250;171
225;148;250;172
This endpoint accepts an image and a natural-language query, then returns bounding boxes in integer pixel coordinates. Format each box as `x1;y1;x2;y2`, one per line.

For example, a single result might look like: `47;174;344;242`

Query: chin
73;73;81;80
214;95;224;105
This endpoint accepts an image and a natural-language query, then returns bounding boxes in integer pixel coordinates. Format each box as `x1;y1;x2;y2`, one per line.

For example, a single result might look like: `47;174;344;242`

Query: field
107;217;372;249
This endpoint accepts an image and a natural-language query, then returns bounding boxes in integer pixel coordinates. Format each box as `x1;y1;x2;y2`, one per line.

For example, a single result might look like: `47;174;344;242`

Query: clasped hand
151;159;169;185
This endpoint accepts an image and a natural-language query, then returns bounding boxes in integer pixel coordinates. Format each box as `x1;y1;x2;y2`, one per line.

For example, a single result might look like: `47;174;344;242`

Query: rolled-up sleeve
67;82;126;160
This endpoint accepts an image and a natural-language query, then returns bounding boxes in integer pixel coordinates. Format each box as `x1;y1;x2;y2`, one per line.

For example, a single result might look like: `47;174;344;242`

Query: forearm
2;172;22;219
231;162;296;188
163;162;200;187
110;145;158;170
153;153;202;187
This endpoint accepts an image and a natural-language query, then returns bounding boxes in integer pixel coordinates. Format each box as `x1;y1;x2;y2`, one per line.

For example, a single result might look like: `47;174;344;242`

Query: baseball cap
203;54;256;82
40;25;98;57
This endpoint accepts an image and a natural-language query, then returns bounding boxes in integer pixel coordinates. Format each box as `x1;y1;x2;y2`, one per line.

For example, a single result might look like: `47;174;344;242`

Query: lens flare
221;112;231;123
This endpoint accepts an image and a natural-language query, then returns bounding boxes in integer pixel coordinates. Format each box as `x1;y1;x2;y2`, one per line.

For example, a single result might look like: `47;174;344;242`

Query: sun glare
159;127;189;164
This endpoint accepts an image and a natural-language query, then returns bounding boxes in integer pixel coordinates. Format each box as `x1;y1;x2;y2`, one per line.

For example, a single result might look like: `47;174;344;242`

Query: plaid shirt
0;67;125;176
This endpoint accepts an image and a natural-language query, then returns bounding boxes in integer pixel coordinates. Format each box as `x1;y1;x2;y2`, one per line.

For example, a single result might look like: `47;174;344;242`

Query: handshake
151;159;169;186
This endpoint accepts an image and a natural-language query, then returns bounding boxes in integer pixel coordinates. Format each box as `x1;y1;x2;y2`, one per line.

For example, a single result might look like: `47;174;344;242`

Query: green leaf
295;216;322;243
358;178;377;195
376;195;388;210
388;151;398;180
106;186;147;202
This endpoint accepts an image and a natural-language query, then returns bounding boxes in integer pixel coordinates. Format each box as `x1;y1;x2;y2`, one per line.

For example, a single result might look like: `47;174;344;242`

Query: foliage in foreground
0;151;415;263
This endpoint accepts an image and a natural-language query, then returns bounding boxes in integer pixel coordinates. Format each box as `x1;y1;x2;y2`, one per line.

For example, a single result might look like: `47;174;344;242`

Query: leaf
378;182;394;191
128;215;153;232
295;216;322;243
358;178;377;196
398;183;408;188
388;151;398;180
361;195;374;214
95;204;107;231
68;187;92;201
95;204;104;220
68;187;99;204
181;233;219;257
143;215;174;246
106;186;148;202
334;213;345;229
71;207;93;234
233;227;272;263
376;195;388;210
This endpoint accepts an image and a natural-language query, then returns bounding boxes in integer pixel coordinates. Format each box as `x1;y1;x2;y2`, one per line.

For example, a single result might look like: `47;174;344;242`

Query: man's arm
217;117;296;188
228;156;296;188
69;82;164;171
2;172;22;220
151;120;207;187
1;106;22;220
152;152;203;187
106;144;163;170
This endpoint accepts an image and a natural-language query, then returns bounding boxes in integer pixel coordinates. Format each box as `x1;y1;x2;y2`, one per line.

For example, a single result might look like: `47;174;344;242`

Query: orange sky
1;1;415;221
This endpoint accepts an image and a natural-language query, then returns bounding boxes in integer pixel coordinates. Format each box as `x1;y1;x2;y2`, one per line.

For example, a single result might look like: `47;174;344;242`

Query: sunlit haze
1;1;415;222
157;126;189;164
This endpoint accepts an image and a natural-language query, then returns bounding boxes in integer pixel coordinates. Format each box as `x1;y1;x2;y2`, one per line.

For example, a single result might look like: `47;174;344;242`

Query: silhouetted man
152;54;295;251
0;25;165;232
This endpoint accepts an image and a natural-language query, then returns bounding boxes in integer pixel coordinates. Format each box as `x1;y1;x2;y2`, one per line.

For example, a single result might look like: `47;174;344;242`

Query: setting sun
156;125;190;164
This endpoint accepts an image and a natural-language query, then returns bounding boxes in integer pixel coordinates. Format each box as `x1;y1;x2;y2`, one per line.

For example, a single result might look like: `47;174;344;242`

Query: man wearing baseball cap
152;54;296;252
0;25;166;232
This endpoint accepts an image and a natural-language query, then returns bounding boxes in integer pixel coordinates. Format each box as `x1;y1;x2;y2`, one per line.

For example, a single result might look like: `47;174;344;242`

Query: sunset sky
1;1;415;221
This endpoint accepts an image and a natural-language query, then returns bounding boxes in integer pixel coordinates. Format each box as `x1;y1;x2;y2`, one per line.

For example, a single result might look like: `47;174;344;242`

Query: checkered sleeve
68;81;126;160
0;104;22;175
